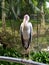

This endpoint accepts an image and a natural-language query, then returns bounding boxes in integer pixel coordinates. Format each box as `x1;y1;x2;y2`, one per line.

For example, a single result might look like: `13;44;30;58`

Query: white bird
20;14;33;50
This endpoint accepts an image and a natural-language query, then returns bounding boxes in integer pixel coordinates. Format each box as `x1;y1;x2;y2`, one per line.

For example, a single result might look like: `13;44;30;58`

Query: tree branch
0;56;47;65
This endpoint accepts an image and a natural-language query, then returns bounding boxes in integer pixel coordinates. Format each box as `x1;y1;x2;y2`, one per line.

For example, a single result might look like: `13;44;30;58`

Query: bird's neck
23;21;28;27
23;18;28;23
22;20;28;31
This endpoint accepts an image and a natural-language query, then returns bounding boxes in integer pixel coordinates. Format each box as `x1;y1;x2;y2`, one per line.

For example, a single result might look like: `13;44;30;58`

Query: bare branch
0;56;47;65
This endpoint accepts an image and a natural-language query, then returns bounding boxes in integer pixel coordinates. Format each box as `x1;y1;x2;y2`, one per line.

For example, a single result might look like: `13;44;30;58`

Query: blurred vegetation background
0;0;49;65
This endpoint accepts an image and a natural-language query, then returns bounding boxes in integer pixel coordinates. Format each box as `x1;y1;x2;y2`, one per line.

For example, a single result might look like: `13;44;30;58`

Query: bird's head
22;14;30;30
23;14;30;22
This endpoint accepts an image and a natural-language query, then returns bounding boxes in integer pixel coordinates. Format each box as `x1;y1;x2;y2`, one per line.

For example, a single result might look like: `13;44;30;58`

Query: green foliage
30;51;49;64
0;46;49;64
0;47;24;65
0;47;23;58
5;19;21;31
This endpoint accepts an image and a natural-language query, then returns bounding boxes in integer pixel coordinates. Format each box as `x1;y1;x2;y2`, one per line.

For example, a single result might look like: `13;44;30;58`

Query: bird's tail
24;42;29;50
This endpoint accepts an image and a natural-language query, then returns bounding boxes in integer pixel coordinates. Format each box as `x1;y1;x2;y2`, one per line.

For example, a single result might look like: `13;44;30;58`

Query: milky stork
20;14;33;57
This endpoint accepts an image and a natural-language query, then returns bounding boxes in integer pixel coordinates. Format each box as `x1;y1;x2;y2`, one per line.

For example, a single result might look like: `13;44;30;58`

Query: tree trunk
2;0;6;33
17;0;20;16
40;4;45;28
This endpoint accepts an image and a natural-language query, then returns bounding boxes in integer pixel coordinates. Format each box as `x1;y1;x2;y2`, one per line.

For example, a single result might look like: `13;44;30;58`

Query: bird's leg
29;51;31;59
23;47;31;59
23;49;29;60
28;46;31;59
23;49;27;59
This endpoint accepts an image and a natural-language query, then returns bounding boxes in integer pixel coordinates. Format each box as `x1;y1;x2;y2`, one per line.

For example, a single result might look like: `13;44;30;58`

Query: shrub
30;51;49;64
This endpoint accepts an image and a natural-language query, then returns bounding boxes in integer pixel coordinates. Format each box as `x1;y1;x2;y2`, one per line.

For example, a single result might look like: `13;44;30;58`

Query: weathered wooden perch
0;56;47;65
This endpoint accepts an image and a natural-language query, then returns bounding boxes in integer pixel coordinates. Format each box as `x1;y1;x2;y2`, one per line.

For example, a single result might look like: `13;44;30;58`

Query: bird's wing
25;25;33;49
29;23;33;41
20;25;24;47
30;23;33;41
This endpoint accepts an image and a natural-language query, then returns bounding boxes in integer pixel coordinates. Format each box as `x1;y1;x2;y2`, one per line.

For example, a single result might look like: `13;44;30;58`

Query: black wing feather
27;26;32;49
20;26;25;48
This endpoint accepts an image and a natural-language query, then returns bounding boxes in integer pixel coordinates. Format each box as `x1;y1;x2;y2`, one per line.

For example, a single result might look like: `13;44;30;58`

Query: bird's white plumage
20;14;33;49
21;22;32;40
